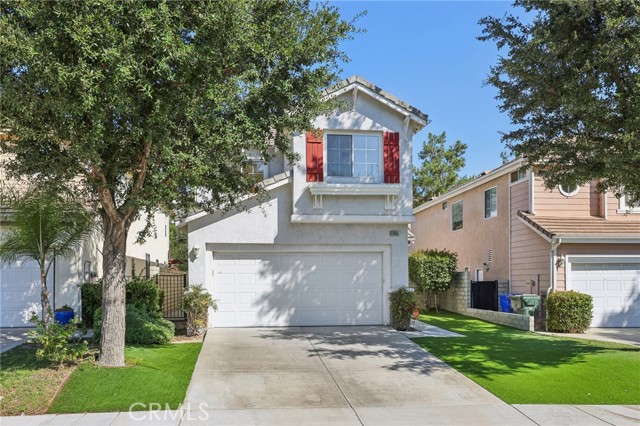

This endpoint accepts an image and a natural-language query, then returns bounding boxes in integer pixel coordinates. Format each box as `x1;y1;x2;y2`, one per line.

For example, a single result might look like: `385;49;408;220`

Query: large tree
413;132;468;205
1;1;358;366
479;0;640;206
0;188;93;324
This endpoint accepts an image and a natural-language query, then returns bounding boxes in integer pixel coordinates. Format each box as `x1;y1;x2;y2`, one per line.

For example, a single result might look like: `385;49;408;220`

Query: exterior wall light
192;245;200;258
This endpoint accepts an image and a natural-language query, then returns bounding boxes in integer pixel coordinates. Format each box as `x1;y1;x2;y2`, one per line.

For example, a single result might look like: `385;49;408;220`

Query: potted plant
54;305;75;325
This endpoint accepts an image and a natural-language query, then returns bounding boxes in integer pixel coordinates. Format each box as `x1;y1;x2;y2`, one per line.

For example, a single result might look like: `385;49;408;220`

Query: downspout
52;256;56;311
548;237;561;297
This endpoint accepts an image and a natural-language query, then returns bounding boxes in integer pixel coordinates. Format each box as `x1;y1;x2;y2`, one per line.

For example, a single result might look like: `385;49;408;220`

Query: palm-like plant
0;188;94;323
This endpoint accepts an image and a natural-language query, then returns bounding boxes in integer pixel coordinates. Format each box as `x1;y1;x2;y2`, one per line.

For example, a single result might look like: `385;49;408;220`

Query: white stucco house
0;166;170;327
179;76;429;327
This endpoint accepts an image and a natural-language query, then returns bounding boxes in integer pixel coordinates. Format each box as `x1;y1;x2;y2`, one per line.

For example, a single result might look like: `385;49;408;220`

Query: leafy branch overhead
479;0;640;206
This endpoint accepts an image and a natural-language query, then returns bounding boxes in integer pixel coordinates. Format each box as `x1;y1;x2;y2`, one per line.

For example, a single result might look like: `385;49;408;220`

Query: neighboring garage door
569;261;640;327
212;251;383;327
0;259;49;327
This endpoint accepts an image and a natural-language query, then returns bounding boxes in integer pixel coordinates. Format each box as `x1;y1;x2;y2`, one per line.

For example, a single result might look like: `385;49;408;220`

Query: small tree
182;284;217;337
0;188;94;323
408;249;458;313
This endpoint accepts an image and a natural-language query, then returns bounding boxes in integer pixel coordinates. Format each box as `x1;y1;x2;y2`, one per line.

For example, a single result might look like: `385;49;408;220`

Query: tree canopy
0;0;359;366
413;132;469;205
479;0;640;206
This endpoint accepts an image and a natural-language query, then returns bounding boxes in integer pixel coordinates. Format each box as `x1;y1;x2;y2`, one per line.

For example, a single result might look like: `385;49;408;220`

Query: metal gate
156;273;187;319
471;280;498;311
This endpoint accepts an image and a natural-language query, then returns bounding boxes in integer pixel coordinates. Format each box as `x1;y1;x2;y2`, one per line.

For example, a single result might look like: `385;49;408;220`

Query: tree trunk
98;214;130;367
39;265;52;324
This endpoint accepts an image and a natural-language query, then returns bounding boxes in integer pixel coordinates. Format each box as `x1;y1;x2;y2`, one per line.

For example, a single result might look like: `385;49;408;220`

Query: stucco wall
187;182;410;325
411;173;510;282
126;210;170;266
510;178;551;294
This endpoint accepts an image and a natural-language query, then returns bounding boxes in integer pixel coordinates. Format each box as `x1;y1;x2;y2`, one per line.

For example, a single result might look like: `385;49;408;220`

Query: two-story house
180;76;428;327
412;158;640;328
0;157;170;327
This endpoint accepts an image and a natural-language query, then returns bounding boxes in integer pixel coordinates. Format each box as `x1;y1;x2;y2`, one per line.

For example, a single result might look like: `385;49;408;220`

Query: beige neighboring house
412;158;640;328
0;160;170;327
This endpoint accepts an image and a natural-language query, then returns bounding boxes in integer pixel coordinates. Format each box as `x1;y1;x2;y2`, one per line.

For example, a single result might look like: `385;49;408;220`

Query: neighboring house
179;76;428;327
0;162;170;327
411;158;640;328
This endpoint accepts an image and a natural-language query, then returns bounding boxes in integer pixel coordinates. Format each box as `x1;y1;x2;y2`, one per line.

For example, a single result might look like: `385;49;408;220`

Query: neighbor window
245;160;267;185
484;186;497;218
558;184;579;197
619;194;640;213
327;134;380;182
452;200;463;230
510;169;527;183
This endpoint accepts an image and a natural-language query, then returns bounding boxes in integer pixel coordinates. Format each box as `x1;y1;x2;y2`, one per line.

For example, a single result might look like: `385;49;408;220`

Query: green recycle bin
509;294;541;316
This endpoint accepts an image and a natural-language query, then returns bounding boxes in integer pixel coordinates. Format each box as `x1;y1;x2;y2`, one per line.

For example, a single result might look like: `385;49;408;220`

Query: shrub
389;287;417;331
93;305;175;345
408;249;458;312
546;290;593;333
182;284;218;336
28;314;89;367
81;277;164;327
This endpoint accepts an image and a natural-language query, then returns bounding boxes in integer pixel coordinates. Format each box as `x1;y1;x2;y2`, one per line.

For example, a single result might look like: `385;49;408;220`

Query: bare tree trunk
98;215;130;367
39;266;52;324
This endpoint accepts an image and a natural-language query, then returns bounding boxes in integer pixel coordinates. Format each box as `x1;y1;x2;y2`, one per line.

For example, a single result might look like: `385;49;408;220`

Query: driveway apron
184;326;532;425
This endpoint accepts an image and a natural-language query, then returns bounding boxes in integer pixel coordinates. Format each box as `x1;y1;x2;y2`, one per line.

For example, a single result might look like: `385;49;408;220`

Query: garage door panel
1;259;52;327
212;251;383;327
570;261;640;328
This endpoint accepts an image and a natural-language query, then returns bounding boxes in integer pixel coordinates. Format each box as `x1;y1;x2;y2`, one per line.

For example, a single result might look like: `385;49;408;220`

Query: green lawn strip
0;345;75;416
49;342;202;413
413;311;640;405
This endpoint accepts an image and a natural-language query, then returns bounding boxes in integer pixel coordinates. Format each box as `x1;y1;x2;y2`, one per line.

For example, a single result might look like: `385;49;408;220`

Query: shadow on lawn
255;326;451;376
413;312;640;381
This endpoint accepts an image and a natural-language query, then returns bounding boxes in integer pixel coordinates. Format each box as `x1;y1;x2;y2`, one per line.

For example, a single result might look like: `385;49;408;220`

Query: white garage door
1;259;50;327
570;261;640;327
212;251;383;327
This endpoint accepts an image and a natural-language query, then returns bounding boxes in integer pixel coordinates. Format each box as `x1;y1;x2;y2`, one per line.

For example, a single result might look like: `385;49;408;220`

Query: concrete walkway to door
182;326;638;425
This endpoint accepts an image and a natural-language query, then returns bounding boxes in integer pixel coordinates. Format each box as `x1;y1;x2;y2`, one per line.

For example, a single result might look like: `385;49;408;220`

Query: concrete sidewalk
538;328;640;347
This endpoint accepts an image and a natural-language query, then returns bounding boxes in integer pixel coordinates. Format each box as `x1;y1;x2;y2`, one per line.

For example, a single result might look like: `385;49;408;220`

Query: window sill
308;183;402;196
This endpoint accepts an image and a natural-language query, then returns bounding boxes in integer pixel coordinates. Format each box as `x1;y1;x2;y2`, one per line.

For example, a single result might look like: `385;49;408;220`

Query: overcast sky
332;1;524;176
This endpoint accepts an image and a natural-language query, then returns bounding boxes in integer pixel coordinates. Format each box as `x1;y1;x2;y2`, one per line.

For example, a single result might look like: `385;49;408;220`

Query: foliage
408;249;458;311
0;188;94;323
49;343;202;413
546;291;594;333
27;315;89;367
0;0;359;365
389;287;417;331
479;0;640;206
169;223;188;272
80;278;163;327
182;284;217;337
415;311;639;404
93;305;174;345
413;132;468;205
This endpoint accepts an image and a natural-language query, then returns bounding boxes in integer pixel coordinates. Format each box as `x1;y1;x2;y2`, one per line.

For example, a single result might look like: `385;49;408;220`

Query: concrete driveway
184;326;530;425
0;328;30;353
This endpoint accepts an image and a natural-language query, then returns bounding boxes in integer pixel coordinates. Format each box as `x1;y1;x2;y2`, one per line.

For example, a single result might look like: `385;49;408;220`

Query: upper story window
484;186;497;218
619;194;640;213
452;200;463;231
558;184;579;197
510;168;527;183
245;159;268;185
326;134;380;183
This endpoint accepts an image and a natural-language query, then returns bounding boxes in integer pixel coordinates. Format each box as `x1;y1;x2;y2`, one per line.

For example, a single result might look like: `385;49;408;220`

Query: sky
331;1;521;177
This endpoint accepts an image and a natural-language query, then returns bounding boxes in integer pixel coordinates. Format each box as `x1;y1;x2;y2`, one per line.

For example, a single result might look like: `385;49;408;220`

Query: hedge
546;290;593;333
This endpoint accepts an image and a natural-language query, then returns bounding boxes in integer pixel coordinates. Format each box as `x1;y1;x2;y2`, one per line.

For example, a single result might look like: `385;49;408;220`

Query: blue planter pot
54;310;75;325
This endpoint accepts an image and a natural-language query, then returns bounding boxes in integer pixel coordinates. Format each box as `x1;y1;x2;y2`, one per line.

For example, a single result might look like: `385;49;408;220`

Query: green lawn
49;343;202;413
414;311;640;404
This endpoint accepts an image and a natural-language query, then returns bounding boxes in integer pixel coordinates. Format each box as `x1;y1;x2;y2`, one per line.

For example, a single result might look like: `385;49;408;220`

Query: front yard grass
49;342;202;413
414;311;640;405
0;345;76;416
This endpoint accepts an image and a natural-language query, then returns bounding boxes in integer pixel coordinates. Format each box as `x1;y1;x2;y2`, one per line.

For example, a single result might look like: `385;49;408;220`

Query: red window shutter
383;131;400;183
306;130;323;182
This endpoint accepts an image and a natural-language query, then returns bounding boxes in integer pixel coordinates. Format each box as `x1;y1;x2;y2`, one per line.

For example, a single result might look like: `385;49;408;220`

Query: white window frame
451;200;463;231
618;194;640;214
484;186;498;219
244;155;269;183
558;184;580;197
324;132;383;184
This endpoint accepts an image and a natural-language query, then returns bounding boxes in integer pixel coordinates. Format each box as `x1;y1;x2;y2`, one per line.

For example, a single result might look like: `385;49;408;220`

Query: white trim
565;254;640;292
290;214;414;224
558;184;580;197
604;191;608;219
556;236;640;244
414;158;525;214
529;170;536;214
